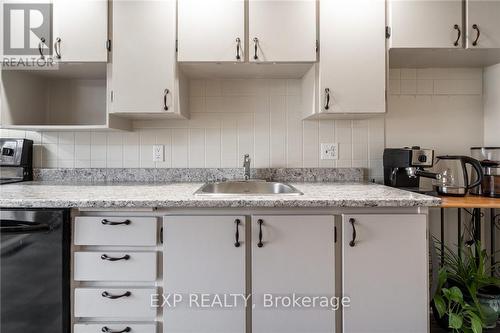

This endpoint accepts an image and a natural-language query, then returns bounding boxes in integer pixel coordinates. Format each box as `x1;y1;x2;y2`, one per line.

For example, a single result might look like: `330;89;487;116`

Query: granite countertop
0;181;441;209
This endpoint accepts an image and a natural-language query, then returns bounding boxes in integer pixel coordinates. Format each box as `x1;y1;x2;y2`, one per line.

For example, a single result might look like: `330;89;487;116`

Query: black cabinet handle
101;291;131;299
257;219;264;248
163;89;170;111
236;37;241;60
349;218;356;247
453;24;461;46
253;37;259;60
102;326;131;333
54;37;61;59
472;24;480;46
324;88;330;110
101;219;131;226
234;219;241;247
101;254;130;261
38;37;46;59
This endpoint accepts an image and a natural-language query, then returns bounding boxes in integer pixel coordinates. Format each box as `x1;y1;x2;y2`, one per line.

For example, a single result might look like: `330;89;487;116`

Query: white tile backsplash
1;68;486;184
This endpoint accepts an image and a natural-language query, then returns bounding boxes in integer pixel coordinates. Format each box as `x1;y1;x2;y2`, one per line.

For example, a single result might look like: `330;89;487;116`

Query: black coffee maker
383;147;435;192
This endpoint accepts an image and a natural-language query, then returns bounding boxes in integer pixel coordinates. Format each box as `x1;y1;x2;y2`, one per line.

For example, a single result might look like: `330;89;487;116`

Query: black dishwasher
0;208;70;333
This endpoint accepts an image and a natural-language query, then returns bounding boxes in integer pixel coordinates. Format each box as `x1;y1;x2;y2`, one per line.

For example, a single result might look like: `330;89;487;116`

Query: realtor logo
3;3;52;56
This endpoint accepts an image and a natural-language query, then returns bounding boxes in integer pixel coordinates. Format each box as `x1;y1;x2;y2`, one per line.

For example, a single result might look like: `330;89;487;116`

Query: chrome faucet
243;154;251;180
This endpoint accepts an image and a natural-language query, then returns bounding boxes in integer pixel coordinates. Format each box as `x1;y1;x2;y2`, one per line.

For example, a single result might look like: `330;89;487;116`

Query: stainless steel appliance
471;147;500;198
0;208;71;333
383;146;434;191
419;155;483;196
0;138;33;184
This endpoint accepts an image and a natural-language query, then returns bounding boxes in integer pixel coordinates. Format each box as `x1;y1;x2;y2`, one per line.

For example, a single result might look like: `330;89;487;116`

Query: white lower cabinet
74;323;156;333
251;215;336;333
163;215;246;333
342;214;428;333
74;251;157;282
74;288;157;319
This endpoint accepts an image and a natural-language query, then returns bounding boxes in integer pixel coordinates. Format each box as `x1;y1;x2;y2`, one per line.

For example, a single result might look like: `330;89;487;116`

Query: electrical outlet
153;145;164;162
321;143;338;160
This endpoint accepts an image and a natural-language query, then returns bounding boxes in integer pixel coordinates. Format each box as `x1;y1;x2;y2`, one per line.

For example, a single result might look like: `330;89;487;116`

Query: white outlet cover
321;143;338;160
152;145;164;162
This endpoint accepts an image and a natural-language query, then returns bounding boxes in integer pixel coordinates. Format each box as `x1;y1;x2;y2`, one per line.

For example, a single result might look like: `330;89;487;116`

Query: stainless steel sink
194;180;303;196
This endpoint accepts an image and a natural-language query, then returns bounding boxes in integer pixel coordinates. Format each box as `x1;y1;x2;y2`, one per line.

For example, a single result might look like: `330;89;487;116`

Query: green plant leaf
448;286;464;304
433;295;446;318
470;315;482;333
449;313;463;330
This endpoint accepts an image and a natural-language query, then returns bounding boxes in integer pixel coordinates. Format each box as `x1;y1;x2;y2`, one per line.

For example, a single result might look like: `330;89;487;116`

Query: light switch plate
321;143;338;160
153;145;164;162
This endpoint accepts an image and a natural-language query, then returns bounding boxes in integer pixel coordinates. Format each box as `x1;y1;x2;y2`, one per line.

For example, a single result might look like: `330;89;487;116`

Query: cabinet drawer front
74;217;157;246
74;252;157;281
74;288;157;319
74;323;156;333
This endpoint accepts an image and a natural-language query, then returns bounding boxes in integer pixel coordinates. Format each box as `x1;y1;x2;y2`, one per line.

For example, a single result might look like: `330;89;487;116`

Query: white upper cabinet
342;214;428;333
111;0;184;116
317;0;385;115
252;215;335;333
52;0;108;62
177;0;245;62
163;216;246;333
466;0;500;49
389;0;463;48
249;0;317;62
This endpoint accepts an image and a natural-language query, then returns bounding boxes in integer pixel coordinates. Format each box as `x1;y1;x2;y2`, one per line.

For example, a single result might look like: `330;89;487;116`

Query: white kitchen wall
0;69;487;186
387;67;484;155
483;64;500;146
0;78;386;181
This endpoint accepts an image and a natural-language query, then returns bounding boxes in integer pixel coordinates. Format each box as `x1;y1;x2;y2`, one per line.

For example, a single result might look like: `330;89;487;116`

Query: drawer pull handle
38;37;46;59
101;254;130;261
234;219;241;247
101;219;131;226
102;327;131;333
453;24;461;46
324;88;331;110
257;219;264;248
253;37;259;60
54;37;62;59
349;218;356;247
236;37;242;60
472;24;480;46
101;291;131;299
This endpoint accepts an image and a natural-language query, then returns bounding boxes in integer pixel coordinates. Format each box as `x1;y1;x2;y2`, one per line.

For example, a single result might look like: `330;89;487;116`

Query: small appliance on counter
421;155;483;197
383;146;435;192
471;147;500;198
0;138;33;185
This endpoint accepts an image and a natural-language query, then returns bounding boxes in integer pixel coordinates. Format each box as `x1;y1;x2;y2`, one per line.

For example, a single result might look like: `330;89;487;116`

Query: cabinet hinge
334;226;337;243
160;227;163;244
176;39;178;52
385;26;391;39
110;90;114;102
316;40;319;53
106;39;112;52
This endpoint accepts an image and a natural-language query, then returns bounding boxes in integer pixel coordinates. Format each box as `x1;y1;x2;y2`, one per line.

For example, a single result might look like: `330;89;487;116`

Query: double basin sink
195;180;303;196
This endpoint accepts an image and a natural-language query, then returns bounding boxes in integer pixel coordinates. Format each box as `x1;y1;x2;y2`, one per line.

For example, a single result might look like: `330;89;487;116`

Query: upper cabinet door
178;0;245;62
252;215;335;333
53;0;108;62
389;0;463;48
249;0;317;62
466;0;500;48
319;0;385;114
163;216;246;333
342;214;428;333
111;0;176;113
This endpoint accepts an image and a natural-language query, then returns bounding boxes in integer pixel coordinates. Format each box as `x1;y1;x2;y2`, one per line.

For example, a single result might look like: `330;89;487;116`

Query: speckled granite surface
0;182;440;208
33;168;364;183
